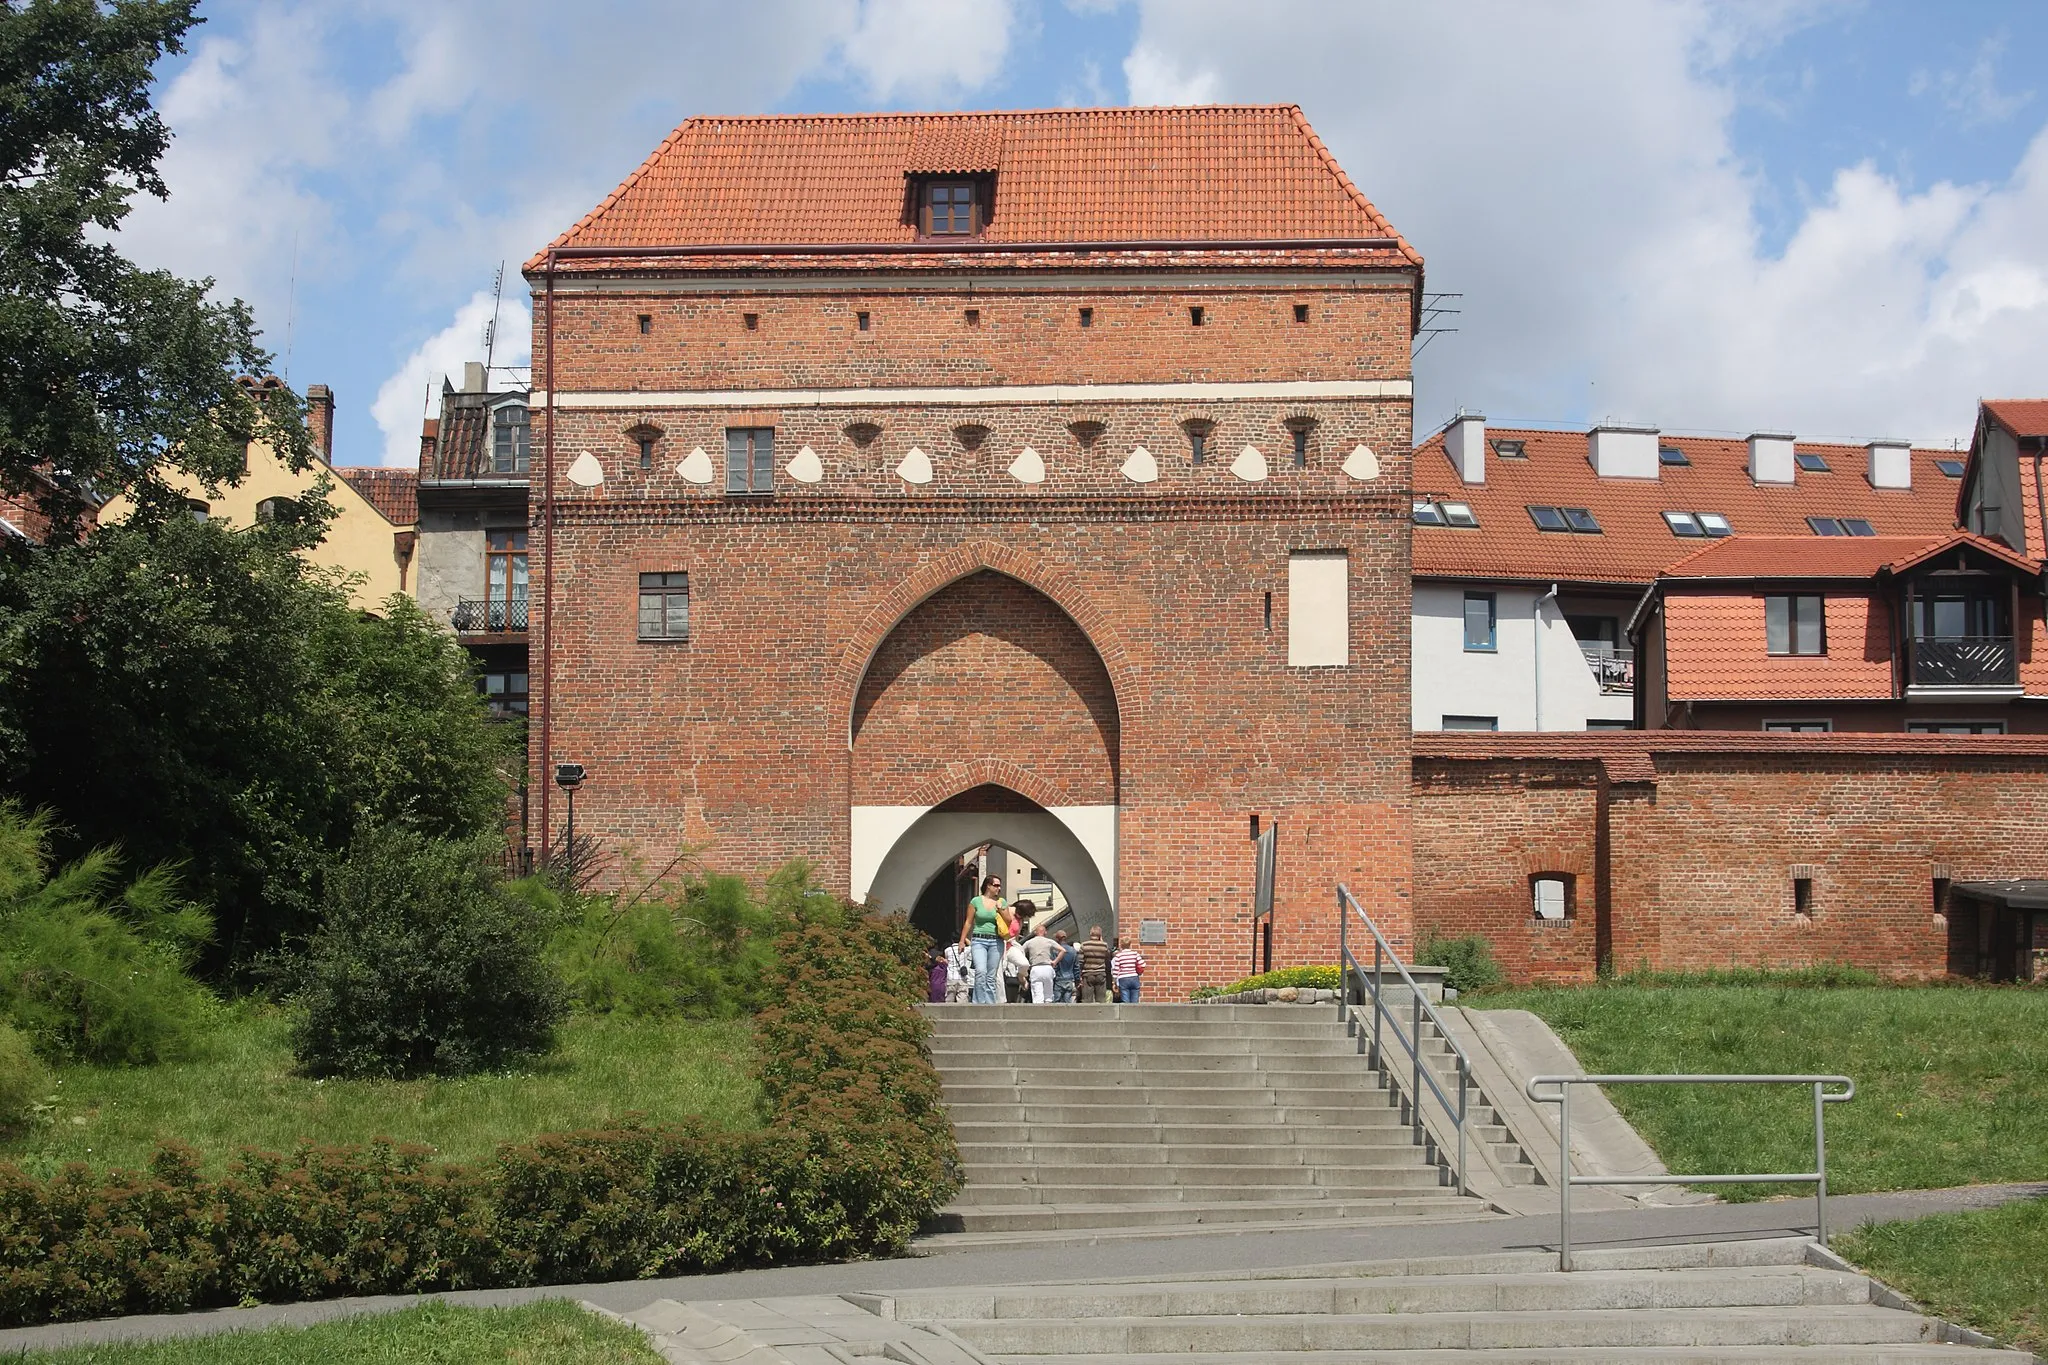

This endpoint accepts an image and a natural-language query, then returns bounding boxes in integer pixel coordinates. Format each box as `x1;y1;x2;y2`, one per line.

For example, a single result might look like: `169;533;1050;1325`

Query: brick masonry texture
1413;734;2048;982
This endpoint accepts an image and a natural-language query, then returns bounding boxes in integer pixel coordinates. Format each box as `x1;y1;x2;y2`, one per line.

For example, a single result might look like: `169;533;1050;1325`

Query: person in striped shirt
1110;938;1146;1003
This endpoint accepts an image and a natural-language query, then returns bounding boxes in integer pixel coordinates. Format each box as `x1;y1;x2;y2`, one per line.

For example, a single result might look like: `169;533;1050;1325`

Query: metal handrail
1336;885;1471;1196
1525;1073;1855;1270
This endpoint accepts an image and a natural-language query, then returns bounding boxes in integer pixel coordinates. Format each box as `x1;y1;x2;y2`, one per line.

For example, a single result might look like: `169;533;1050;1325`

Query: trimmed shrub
290;828;567;1078
1414;930;1505;993
0;884;956;1326
1191;965;1340;1001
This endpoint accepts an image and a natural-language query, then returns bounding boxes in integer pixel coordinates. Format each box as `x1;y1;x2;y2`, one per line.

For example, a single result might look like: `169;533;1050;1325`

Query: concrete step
960;1161;1450;1188
948;1178;1444;1205
950;1303;1943;1354
952;1122;1421;1146
945;1103;1404;1127
927;1194;1480;1233
957;1137;1428;1166
931;1037;1363;1058
999;1349;2026;1363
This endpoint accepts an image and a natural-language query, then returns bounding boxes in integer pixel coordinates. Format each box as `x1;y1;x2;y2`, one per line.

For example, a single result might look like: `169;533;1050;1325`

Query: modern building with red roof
520;105;1420;991
1409;412;1968;732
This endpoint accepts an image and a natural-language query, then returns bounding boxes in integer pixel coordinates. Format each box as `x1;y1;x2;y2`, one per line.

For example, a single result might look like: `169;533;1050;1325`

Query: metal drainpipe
537;251;557;867
1534;582;1560;730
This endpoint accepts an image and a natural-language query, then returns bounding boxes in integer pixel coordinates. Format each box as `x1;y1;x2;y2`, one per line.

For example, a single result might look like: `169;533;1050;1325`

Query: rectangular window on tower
724;428;774;495
638;573;690;641
1286;550;1349;667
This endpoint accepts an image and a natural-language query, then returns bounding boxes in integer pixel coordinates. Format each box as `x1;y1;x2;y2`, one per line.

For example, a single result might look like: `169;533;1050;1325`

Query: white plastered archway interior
856;807;1117;946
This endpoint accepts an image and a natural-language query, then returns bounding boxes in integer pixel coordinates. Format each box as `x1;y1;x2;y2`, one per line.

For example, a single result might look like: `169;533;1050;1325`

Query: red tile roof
1412;426;1961;585
528;106;1418;271
1661;534;1944;579
337;467;418;526
1663;591;1894;700
1415;729;2048;784
1985;399;2048;438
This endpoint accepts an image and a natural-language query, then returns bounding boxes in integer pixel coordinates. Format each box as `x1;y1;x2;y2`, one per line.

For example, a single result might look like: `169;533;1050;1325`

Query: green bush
290;828;567;1078
0;1023;46;1131
1190;965;1340;1001
0;802;213;1065
0;885;956;1326
1414;930;1505;993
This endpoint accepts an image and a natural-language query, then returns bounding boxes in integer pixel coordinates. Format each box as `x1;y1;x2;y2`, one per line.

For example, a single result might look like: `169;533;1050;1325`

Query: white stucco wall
1412;583;1634;730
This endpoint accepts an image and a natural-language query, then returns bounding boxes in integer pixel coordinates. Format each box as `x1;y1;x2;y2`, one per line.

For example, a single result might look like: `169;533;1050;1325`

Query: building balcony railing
1908;635;2015;688
1581;645;1635;695
453;597;528;633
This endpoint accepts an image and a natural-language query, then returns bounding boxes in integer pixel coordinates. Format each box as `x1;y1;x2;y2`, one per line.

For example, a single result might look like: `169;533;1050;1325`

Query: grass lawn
1837;1196;2048;1353
2;1005;758;1177
1476;983;2048;1197
10;1301;661;1363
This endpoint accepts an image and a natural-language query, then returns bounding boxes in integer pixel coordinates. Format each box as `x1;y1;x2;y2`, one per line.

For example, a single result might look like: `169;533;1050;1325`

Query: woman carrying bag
959;875;1011;1005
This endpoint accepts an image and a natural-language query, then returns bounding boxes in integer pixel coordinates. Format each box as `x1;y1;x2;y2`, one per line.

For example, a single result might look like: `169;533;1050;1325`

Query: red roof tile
336;467;417;526
1660;534;1945;579
1985;399;2048;438
1413;427;1961;585
1663;591;1894;700
528;106;1418;270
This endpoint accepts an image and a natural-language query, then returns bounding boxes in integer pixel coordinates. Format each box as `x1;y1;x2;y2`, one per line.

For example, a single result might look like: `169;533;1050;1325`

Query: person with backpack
1111;937;1147;1003
958;875;1010;1005
1051;928;1079;1003
942;939;972;1003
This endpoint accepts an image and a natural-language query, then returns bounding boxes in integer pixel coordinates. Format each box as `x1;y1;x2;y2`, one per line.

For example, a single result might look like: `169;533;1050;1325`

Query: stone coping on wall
1414;729;2048;785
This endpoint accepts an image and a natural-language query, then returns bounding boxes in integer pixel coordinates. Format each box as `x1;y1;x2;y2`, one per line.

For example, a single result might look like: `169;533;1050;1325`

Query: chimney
461;361;487;393
1445;412;1486;485
1588;422;1659;479
304;384;334;462
1867;438;1912;489
1748;431;1796;485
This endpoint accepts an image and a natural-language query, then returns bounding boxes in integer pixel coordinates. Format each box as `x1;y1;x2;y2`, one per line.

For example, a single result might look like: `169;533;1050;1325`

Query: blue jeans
969;936;1004;1004
1117;976;1141;1003
1054;976;1077;1003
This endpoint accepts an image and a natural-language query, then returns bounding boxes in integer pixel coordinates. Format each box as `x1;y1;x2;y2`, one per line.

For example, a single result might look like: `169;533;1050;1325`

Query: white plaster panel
1047;804;1118;911
1288;550;1349;667
849;804;932;903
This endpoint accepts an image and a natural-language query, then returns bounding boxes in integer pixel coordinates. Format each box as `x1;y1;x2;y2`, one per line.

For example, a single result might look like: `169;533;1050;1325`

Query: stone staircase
918;1002;1492;1243
596;1237;2033;1362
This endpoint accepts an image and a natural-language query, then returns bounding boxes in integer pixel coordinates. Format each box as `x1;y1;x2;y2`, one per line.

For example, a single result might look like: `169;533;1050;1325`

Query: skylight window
1527;505;1569;531
1658;445;1689;466
1696;512;1732;537
1562;507;1601;533
1491;439;1526;459
1412;501;1445;526
1935;458;1966;478
1808;517;1846;536
1795;451;1831;472
1663;511;1704;537
1440;502;1479;528
1840;518;1875;537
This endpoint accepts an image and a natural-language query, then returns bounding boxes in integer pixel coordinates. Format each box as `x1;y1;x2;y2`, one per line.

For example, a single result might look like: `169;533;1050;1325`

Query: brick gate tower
525;106;1421;995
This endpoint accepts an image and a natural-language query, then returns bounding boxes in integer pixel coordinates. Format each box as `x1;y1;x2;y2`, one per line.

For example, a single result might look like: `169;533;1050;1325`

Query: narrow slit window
1189;306;1205;326
857;311;870;331
1793;874;1814;917
1078;307;1094;328
1291;427;1309;466
1263;590;1272;631
637;314;652;335
636;435;655;470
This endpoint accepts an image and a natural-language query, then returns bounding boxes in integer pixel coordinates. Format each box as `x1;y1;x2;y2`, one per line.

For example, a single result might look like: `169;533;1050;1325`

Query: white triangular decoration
786;444;824;483
1231;444;1269;482
677;446;714;484
1120;445;1159;484
566;451;605;487
1007;446;1045;484
896;446;933;485
1343;444;1381;481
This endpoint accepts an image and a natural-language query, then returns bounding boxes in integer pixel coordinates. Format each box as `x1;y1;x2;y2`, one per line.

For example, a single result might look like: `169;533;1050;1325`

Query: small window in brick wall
1079;307;1094;328
637;314;652;335
1294;303;1310;323
1792;864;1816;918
1533;874;1573;921
1189;306;1205;326
857;311;871;331
725;428;774;494
638;573;690;641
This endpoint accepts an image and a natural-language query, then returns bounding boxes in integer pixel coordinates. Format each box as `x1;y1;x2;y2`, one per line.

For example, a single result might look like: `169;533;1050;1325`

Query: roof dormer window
923;180;980;235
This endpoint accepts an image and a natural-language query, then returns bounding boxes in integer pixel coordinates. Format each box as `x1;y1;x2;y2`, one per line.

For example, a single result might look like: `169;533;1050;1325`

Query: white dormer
1867;439;1912;489
1588;423;1659;479
1748;432;1796;485
1445;413;1486;485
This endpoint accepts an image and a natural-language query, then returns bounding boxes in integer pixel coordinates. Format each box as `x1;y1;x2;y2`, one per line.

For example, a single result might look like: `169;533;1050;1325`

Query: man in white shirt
1002;935;1030;1003
943;940;971;1003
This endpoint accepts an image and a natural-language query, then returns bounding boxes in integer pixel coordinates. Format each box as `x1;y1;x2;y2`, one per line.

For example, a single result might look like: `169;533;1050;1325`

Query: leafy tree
0;513;518;971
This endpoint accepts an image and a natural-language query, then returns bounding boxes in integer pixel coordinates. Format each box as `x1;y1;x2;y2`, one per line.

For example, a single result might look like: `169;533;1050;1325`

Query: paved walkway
1;1181;2039;1353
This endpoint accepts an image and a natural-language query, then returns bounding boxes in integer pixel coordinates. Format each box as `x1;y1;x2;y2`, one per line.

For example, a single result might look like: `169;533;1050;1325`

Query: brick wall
1413;733;2048;981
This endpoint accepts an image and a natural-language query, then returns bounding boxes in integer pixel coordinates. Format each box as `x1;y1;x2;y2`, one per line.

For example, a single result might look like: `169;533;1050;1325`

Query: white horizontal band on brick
531;379;1411;409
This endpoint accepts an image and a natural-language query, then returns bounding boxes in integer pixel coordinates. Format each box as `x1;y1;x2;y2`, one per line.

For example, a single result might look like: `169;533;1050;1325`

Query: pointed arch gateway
844;554;1122;938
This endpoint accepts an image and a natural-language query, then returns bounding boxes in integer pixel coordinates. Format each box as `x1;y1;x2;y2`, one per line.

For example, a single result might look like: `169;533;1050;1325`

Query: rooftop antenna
283;229;300;383
482;261;505;379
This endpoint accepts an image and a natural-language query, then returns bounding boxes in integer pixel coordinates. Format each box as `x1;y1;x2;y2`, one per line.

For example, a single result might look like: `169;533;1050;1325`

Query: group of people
927;874;1148;1004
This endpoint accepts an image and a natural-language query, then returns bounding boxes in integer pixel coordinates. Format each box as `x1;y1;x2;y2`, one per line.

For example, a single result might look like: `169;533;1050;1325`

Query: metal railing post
1558;1079;1573;1271
1814;1079;1829;1246
1372;937;1383;1067
1411;989;1424;1146
1457;1056;1469;1197
1338;887;1349;1015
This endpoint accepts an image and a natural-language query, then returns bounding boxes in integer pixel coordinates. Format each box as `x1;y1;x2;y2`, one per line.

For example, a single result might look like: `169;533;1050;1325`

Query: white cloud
370;291;532;465
1123;0;2048;446
837;0;1017;102
1910;37;2034;128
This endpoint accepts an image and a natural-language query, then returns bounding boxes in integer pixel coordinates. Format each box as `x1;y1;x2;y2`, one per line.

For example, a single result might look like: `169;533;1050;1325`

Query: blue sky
118;1;2048;466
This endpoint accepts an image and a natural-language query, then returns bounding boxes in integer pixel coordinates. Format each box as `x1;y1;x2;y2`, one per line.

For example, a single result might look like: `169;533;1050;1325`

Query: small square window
1696;512;1732;537
1795;450;1831;472
1659;444;1690;466
1463;592;1497;652
1841;517;1876;537
1766;593;1826;656
1935;458;1966;477
1808;516;1845;536
637;314;652;335
1440;502;1478;527
1663;511;1704;536
857;311;870;331
1443;714;1499;731
1490;439;1526;459
1533;875;1571;921
725;427;774;495
1412;501;1445;526
1528;505;1569;532
1293;303;1310;323
743;312;759;331
1079;307;1093;328
1189;306;1205;326
964;308;980;327
638;572;690;641
1563;507;1601;533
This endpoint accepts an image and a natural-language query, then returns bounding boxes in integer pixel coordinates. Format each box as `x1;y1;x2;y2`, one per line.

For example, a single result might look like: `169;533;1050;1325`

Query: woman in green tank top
959;876;1009;1004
